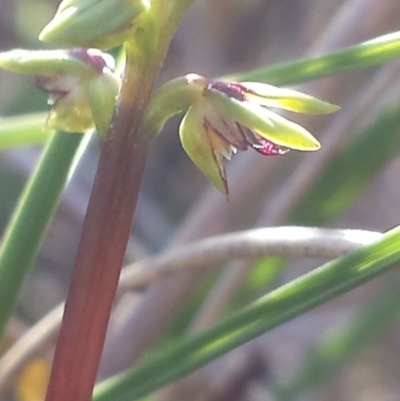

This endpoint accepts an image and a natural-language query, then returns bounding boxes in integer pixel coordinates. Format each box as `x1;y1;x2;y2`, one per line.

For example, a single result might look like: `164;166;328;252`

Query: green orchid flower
179;78;339;195
0;48;120;136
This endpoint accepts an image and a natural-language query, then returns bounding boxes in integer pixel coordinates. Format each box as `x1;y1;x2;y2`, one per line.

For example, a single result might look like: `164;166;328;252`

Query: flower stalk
43;2;193;401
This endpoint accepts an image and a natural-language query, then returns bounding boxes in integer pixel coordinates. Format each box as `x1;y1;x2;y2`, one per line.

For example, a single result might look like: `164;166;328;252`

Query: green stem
93;225;400;401
0;131;83;339
45;55;152;401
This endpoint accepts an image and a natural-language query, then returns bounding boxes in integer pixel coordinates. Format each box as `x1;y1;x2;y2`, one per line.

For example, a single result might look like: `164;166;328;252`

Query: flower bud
39;0;150;49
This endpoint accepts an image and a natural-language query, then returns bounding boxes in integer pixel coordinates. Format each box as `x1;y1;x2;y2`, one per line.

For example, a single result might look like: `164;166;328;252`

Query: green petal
179;103;228;195
256;109;321;150
0;49;97;78
46;85;94;133
205;89;320;151
241;82;340;114
88;71;119;139
39;0;148;49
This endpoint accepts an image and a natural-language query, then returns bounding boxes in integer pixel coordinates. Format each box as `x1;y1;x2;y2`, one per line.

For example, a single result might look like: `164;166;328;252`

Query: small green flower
179;78;339;195
39;0;150;49
0;48;120;136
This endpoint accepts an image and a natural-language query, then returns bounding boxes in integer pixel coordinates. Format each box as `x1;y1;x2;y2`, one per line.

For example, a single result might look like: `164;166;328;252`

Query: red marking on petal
203;121;229;197
208;81;247;102
251;134;289;156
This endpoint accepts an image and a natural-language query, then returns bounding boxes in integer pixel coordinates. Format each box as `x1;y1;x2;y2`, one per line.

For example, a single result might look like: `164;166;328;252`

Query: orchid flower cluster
0;0;338;195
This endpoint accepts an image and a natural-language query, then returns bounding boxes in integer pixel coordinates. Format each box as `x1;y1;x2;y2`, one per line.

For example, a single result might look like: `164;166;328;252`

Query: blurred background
2;0;400;400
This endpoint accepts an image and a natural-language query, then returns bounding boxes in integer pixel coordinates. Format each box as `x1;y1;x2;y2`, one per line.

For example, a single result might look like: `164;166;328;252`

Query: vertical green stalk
0;131;83;339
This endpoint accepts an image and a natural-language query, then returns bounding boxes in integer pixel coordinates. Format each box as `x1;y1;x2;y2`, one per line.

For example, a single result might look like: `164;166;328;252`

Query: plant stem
44;58;151;401
0;131;83;340
44;2;196;399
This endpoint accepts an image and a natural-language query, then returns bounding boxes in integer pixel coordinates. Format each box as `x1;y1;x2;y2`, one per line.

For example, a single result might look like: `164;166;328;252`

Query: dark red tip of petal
208;81;247;102
251;134;289;156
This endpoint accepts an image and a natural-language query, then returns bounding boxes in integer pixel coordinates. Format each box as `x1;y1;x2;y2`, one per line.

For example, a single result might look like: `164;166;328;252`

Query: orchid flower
0;48;119;136
179;76;339;195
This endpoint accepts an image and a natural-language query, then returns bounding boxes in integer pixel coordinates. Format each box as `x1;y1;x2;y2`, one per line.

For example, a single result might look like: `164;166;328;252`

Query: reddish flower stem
44;52;158;401
43;2;196;398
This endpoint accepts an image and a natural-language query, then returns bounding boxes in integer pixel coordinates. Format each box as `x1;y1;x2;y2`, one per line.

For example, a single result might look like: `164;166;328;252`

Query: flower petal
46;84;94;132
202;101;248;151
88;70;119;138
205;88;320;151
240;82;339;114
0;49;99;78
179;102;229;195
256;108;321;150
238;126;289;155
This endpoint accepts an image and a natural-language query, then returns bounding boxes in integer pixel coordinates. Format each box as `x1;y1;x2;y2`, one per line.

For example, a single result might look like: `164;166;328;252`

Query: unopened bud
39;0;150;49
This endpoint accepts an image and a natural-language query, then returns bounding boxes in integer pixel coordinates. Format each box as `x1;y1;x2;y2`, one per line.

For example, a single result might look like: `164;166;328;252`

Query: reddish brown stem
44;54;156;401
43;2;195;396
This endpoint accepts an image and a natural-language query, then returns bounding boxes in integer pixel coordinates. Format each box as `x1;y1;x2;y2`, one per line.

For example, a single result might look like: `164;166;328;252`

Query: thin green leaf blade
229;31;400;86
0;131;83;339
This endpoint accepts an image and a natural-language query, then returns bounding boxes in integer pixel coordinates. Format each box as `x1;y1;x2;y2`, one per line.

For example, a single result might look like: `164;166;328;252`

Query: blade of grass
0;113;50;149
0;131;83;340
229;30;400;85
93;225;400;401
